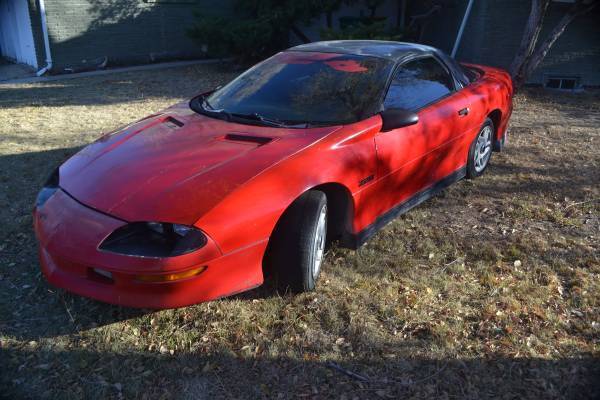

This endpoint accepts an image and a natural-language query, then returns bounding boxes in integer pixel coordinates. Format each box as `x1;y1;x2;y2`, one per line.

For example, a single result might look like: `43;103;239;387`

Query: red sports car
34;41;513;309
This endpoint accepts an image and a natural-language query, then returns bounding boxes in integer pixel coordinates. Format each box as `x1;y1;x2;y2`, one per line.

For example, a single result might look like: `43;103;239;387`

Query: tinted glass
205;51;394;125
437;51;470;86
462;65;480;83
384;57;455;111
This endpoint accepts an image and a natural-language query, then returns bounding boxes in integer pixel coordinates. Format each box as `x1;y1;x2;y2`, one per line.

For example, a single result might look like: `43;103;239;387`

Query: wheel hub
474;125;492;173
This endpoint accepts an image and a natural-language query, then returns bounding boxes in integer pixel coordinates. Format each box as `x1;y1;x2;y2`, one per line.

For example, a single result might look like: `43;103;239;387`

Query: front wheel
467;118;494;179
265;190;327;293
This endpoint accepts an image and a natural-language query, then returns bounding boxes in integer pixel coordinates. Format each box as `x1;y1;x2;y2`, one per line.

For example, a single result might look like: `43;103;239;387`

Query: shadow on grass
0;144;288;342
1;345;599;399
517;87;600;126
0;63;236;109
0;141;597;342
484;158;598;201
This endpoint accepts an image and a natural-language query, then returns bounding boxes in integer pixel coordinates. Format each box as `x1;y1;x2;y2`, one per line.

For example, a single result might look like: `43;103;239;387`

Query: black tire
264;190;327;293
466;118;494;179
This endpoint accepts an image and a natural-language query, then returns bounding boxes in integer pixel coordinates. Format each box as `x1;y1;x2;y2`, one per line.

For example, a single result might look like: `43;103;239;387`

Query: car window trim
382;54;461;114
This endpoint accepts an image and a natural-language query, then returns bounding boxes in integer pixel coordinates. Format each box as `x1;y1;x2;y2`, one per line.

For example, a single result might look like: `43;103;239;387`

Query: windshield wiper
195;98;314;128
229;112;292;128
194;97;232;120
198;99;284;127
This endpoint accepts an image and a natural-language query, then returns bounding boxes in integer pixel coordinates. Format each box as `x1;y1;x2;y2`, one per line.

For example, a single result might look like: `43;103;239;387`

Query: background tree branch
510;0;599;90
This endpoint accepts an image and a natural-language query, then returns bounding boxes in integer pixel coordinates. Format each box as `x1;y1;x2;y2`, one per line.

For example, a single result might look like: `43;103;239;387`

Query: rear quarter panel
461;64;514;144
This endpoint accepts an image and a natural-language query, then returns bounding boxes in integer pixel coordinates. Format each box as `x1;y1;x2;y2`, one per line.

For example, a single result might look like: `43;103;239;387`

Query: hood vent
224;133;273;146
163;116;184;129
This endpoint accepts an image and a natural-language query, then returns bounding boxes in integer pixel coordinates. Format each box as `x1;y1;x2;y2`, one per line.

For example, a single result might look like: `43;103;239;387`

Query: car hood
59;107;340;224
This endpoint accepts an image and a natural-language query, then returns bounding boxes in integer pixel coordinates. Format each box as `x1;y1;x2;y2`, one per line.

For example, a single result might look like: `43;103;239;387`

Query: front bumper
34;189;266;309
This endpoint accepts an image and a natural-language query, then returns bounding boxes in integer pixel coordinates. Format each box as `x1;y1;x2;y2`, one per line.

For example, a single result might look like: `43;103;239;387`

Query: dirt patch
0;66;598;399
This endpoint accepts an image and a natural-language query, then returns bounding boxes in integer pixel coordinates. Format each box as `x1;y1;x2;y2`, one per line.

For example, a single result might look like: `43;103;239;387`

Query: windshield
196;51;394;127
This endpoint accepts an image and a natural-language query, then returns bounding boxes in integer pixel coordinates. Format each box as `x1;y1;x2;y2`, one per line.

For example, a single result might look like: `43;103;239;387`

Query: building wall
411;0;480;59
0;0;38;68
419;0;600;87
24;0;600;84
527;3;600;87
29;0;232;73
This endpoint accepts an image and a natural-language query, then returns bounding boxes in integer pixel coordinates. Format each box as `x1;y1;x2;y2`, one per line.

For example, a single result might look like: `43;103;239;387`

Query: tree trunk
522;1;599;82
511;0;599;90
509;0;550;84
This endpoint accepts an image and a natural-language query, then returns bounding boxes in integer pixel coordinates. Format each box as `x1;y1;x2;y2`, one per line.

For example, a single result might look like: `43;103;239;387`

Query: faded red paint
34;62;512;309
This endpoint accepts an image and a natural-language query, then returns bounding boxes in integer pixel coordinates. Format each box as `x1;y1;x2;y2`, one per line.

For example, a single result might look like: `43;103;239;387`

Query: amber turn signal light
135;266;207;283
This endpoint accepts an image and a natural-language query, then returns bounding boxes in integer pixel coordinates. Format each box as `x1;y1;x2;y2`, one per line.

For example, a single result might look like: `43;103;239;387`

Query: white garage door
0;0;37;68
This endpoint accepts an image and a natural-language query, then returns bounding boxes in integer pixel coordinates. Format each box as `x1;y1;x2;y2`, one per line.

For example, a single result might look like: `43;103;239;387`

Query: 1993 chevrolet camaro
34;41;513;308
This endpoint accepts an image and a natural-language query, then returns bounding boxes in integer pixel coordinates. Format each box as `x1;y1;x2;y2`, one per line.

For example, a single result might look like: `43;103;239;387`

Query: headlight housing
99;222;207;258
36;167;59;208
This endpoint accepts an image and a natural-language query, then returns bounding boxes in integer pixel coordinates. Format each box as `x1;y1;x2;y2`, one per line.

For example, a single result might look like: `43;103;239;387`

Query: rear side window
463;66;480;82
384;57;455;111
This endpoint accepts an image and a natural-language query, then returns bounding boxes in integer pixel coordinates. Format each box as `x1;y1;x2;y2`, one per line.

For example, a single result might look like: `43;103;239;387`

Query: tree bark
511;0;599;90
522;0;600;82
509;0;550;83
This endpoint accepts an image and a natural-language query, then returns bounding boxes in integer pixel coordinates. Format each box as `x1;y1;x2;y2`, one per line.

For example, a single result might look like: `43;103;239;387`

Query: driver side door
371;56;470;218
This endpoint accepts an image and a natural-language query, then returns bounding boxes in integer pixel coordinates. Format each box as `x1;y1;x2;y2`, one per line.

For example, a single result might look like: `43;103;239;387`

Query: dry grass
0;64;599;399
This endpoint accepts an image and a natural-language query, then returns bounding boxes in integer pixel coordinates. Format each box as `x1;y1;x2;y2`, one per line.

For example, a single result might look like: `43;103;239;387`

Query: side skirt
348;166;466;249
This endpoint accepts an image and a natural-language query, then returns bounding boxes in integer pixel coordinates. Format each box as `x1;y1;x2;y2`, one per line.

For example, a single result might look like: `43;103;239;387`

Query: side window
384;57;455;111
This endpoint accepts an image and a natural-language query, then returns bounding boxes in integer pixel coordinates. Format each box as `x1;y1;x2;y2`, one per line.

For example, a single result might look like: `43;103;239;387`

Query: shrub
188;0;349;63
188;0;401;63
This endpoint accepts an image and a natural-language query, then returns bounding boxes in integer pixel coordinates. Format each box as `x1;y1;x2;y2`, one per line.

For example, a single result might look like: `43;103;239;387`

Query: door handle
458;107;470;116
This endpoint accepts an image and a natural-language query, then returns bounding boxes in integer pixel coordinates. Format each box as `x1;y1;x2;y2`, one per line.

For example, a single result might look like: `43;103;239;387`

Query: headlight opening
99;222;207;257
36;167;60;208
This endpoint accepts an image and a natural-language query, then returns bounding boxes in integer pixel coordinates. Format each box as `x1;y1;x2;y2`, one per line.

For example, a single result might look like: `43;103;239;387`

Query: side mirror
380;108;419;131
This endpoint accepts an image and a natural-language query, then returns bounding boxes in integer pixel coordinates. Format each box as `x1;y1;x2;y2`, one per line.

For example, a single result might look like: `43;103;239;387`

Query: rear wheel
467;118;494;178
264;190;327;293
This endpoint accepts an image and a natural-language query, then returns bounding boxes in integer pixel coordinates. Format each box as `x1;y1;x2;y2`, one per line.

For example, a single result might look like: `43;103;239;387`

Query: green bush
188;0;401;63
188;15;279;63
188;0;348;63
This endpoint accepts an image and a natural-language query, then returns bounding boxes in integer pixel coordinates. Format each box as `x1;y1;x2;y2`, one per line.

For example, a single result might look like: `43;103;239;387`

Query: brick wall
419;0;600;87
26;0;600;85
32;0;232;73
528;3;600;87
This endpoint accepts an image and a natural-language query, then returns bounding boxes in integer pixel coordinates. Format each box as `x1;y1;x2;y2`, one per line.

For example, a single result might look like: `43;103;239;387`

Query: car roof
288;40;438;62
288;40;470;87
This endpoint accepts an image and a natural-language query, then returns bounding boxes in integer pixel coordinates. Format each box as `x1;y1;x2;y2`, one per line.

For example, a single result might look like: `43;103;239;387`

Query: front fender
195;116;382;254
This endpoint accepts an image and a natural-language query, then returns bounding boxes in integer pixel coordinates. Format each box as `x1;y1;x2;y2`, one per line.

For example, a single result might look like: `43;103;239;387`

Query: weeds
0;67;598;399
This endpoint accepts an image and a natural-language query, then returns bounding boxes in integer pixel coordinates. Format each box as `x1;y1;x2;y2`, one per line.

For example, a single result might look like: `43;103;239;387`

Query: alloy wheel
311;204;327;279
474;125;493;172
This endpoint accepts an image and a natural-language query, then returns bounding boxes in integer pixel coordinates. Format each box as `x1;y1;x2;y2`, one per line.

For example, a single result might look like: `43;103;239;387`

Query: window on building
545;76;580;91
